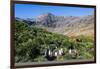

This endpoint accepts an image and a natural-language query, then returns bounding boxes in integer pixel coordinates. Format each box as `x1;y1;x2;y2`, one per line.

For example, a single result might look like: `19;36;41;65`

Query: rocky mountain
15;13;94;36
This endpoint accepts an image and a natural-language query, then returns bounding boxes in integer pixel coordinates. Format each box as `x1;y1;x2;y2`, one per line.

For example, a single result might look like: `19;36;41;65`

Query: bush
15;20;94;63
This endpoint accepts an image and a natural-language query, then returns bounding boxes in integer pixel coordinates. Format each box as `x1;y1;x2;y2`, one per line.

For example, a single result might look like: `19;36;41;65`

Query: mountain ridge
15;13;94;36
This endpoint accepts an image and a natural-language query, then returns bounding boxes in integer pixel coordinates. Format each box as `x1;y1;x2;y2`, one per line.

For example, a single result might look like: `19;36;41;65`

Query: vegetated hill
15;20;94;63
16;12;94;36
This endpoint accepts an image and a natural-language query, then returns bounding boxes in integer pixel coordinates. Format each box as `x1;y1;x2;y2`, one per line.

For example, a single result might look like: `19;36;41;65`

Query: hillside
15;20;94;63
16;13;94;36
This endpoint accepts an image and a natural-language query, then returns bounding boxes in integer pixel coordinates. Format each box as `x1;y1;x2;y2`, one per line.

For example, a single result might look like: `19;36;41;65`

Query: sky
15;4;94;19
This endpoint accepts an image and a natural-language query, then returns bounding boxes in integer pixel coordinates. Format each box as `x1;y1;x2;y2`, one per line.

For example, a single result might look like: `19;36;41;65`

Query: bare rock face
16;13;94;36
35;13;57;27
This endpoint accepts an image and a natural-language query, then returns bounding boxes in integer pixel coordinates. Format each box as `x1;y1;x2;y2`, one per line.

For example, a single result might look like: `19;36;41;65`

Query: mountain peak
43;13;54;16
38;13;54;18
